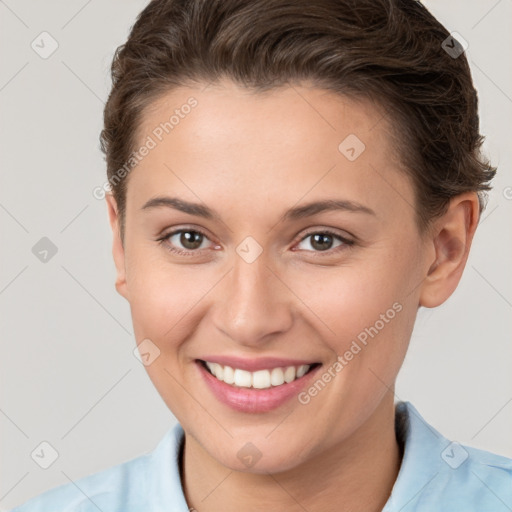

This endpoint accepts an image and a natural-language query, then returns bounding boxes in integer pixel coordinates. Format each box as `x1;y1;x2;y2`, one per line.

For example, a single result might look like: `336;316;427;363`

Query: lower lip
196;361;321;413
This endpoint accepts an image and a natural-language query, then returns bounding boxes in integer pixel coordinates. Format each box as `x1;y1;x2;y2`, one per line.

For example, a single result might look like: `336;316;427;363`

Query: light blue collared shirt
10;402;512;511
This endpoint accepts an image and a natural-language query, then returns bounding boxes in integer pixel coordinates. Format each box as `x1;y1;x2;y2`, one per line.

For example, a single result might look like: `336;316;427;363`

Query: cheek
125;247;223;352
289;244;419;365
125;253;210;417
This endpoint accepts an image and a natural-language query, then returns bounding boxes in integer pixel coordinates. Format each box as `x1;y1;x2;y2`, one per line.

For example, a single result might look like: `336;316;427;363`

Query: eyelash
157;227;355;258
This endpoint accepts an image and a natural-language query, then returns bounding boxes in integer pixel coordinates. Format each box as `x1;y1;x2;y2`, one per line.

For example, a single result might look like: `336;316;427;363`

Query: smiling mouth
197;359;321;390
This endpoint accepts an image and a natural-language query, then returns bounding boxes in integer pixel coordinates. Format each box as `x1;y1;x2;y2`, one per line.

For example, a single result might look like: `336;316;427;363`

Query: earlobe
105;194;129;300
419;192;480;308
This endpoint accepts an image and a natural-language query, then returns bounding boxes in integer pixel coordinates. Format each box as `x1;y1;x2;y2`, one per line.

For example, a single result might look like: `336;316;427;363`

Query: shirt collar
383;401;447;510
146;420;189;512
146;401;451;511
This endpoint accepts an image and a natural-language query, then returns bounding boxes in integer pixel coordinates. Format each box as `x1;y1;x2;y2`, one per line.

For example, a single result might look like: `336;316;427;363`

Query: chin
204;433;314;475
224;452;304;475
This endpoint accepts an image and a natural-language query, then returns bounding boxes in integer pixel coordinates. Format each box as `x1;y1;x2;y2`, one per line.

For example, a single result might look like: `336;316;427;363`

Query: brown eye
295;229;354;254
159;228;213;254
310;233;335;251
177;230;204;250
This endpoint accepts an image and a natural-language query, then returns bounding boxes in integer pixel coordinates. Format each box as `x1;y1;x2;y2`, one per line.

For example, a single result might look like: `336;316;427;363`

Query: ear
105;194;129;300
419;192;480;308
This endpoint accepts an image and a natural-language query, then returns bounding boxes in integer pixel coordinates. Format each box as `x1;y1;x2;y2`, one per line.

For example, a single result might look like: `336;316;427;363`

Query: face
108;79;434;473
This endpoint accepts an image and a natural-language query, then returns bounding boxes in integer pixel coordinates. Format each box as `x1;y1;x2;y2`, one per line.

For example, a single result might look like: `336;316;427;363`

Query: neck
181;394;401;512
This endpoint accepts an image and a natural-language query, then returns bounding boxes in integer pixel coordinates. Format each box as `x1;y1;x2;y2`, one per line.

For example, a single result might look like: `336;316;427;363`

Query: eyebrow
141;196;376;221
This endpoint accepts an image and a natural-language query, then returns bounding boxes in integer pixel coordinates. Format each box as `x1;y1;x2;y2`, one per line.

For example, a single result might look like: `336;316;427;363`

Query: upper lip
197;356;319;372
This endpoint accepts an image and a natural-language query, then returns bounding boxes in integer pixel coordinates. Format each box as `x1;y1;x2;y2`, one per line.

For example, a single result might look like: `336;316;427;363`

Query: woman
11;0;512;510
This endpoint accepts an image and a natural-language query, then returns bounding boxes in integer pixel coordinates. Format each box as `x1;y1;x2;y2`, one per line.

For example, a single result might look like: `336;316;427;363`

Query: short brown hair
100;0;496;237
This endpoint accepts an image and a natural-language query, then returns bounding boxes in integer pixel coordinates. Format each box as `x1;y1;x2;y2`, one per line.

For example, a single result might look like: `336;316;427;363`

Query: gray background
1;0;511;509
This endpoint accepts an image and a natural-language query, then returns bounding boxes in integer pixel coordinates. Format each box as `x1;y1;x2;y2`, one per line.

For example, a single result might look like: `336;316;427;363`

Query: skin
106;79;479;512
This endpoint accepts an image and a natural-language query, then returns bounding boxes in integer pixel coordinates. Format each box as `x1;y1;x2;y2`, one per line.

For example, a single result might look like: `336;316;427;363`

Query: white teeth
297;365;309;378
270;367;285;386
252;370;271;389
206;362;224;380
223;365;235;384
284;366;296;383
233;369;252;387
203;361;311;389
214;363;224;380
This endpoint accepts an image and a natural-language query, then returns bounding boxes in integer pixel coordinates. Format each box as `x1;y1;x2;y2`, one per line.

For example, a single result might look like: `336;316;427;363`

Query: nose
211;251;294;347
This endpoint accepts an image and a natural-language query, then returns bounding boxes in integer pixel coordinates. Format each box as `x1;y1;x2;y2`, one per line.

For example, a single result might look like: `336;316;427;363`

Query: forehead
138;80;392;157
126;80;413;224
